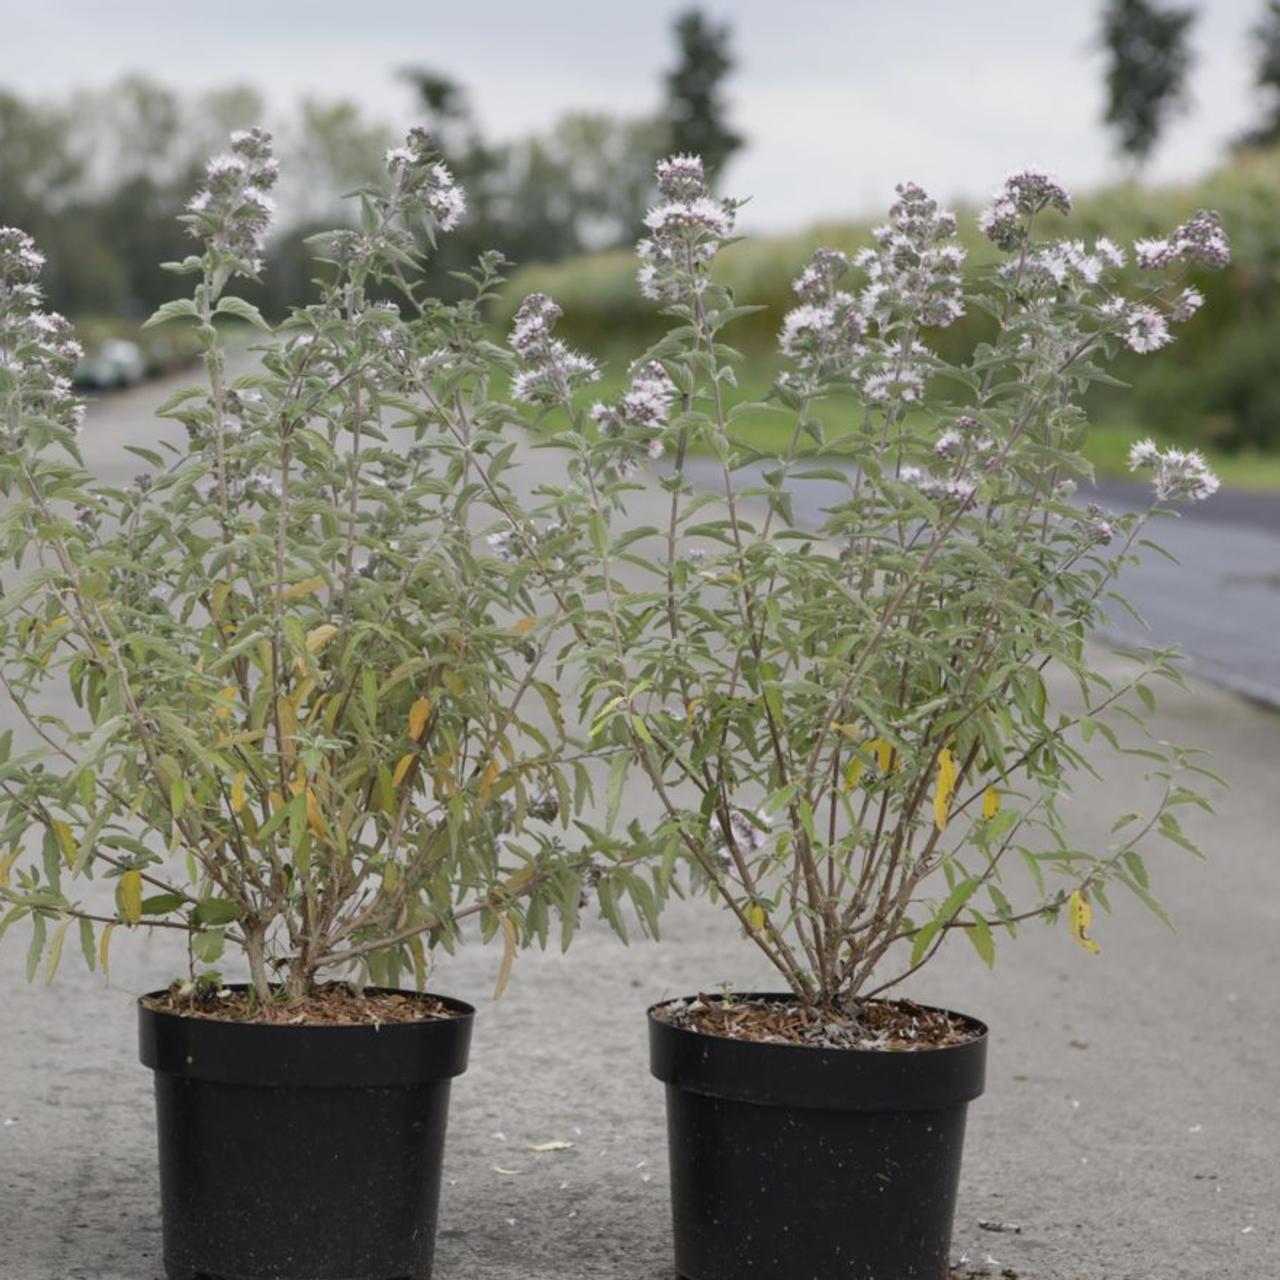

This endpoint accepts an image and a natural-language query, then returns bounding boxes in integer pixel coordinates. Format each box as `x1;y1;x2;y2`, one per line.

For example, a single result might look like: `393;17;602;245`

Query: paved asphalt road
680;459;1280;710
1;372;1277;1279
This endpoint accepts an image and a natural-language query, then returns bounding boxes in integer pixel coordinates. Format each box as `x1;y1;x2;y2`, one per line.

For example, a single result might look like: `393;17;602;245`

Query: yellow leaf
276;696;298;759
982;786;1001;820
51;819;77;867
843;756;866;793
409;934;427;990
512;616;538;635
480;760;500;803
383;863;401;893
282;575;326;600
305;623;339;654
868;737;894;773
120;870;143;925
269;789;285;813
230;772;246;814
393;753;415;787
408;695;432;741
493;914;518;1000
99;923;115;980
0;849;16;889
305;788;329;839
1069;889;1101;955
213;685;237;720
933;748;958;832
744;903;767;933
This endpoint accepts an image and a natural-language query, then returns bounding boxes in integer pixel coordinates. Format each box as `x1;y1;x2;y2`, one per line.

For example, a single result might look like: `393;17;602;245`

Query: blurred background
6;0;1280;486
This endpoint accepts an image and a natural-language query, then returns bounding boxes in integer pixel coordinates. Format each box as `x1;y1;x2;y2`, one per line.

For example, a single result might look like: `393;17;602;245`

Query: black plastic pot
138;986;474;1280
649;993;988;1280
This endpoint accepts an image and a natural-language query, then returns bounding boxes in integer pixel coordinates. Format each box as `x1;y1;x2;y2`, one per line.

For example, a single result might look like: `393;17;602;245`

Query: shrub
0;127;642;1003
541;158;1225;1006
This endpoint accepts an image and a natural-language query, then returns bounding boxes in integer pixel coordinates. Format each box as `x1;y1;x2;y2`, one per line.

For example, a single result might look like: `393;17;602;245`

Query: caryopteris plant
544;157;1227;1011
0;127;643;1004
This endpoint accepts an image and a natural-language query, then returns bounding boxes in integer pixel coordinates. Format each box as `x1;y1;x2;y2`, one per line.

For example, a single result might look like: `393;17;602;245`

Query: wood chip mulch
655;994;981;1050
143;982;461;1026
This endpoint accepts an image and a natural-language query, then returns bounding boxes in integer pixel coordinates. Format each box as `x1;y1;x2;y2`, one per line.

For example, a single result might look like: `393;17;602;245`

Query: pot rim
647;990;988;1052
648;990;988;1112
139;984;475;1088
137;982;476;1027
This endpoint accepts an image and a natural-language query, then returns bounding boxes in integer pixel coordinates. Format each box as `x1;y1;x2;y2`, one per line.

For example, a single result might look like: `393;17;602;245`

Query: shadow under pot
138;987;474;1280
648;993;988;1280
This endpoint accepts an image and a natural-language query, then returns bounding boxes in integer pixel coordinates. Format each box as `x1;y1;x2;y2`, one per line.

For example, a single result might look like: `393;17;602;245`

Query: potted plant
540;156;1229;1278
0;127;620;1280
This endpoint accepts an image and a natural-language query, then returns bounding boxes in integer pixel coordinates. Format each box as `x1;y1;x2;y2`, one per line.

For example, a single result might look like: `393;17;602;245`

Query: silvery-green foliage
553;160;1227;1006
0;128;623;1001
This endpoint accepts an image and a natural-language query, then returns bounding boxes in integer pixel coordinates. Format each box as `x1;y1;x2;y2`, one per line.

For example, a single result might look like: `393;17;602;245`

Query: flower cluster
900;466;978;507
636;154;737;302
1134;210;1231;272
857;182;965;329
778;249;865;379
1026;237;1126;291
589;361;680;473
384;127;466;231
0;227;84;448
980;166;1072;250
1128;439;1220;502
185;127;278;272
508;292;600;405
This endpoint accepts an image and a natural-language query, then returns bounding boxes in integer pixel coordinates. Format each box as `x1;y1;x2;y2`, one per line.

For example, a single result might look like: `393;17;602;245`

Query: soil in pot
649;993;988;1280
139;984;474;1280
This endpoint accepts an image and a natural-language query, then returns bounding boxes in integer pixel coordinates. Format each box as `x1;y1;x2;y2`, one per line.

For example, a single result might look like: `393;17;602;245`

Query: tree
1238;1;1280;149
663;8;742;182
1100;0;1197;167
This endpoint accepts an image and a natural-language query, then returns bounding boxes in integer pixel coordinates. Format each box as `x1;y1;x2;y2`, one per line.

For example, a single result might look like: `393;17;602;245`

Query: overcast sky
5;0;1268;230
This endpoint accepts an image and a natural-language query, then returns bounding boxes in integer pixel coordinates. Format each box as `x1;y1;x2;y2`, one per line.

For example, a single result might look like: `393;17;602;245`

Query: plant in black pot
560;157;1230;1278
0;127;615;1280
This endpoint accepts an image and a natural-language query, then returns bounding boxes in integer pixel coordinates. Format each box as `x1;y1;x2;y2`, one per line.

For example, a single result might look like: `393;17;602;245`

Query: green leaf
25;914;46;983
192;898;241;927
605;750;628;835
964;911;996;968
44;917;72;984
215;296;272;332
192;929;226;964
141;893;186;916
142;298;200;329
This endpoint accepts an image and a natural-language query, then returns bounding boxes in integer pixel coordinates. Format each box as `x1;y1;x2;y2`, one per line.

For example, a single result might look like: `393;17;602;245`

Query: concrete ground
2;371;1278;1278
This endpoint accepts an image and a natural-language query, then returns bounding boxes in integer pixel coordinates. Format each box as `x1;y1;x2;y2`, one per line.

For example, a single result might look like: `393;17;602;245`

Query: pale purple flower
384;130;466;231
643;196;735;239
655;154;707;200
508;293;599;405
860;183;965;329
1171;286;1205;323
186;127;278;272
1128;438;1161;469
981;167;1071;250
793;249;851;302
1171;210;1230;270
1134;237;1176;270
635;154;735;303
1120;304;1172;354
1129;439;1219;502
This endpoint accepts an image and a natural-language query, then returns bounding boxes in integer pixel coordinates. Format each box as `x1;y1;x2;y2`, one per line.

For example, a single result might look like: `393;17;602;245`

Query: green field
557;351;1280;491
